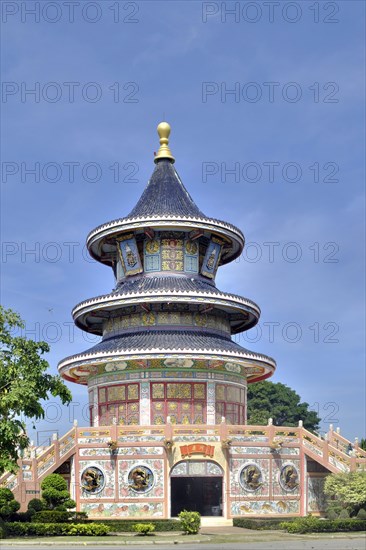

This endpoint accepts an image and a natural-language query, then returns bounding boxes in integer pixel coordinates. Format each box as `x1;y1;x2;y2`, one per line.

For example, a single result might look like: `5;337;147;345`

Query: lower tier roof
58;329;276;385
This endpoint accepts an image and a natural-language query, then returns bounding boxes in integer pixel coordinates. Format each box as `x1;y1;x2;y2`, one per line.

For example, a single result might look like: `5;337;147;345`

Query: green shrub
4;522;110;537
32;510;88;523
8;511;33;523
133;523;156;535
178;510;201;534
280;517;366;533
92;519;181;532
62;523;109;536
0;518;6;539
356;508;366;520
339;509;350;519
27;499;44;513
326;509;338;520
0;488;20;520
233;517;297;530
41;474;76;511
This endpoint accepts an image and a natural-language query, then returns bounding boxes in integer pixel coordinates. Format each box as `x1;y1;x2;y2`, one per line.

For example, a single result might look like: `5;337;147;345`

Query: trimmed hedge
32;510;88;523
280;517;366;533
233;517;297;530
92;518;181;532
4;522;110;537
7;511;33;523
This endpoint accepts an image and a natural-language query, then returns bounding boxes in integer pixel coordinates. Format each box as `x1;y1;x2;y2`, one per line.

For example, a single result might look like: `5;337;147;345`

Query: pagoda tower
58;122;276;429
3;122;364;522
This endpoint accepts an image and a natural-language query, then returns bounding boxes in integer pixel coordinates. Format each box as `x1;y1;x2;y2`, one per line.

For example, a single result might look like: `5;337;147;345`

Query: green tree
247;381;320;432
324;471;366;517
360;438;366;451
41;473;76;510
0;306;72;474
0;488;20;519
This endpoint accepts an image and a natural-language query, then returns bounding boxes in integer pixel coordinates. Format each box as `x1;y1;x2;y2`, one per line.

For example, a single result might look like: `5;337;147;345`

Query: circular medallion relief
81;466;105;494
279;464;299;492
239;464;263;492
128;465;154;493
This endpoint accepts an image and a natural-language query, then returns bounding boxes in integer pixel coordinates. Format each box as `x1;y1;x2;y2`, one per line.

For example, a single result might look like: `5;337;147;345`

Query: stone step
200;517;233;526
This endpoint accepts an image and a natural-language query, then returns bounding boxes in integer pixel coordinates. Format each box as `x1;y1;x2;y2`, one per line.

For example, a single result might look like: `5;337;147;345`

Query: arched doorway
170;460;223;517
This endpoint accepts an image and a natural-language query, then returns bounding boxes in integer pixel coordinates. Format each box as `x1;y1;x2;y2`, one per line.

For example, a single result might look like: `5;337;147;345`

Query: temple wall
72;433;329;519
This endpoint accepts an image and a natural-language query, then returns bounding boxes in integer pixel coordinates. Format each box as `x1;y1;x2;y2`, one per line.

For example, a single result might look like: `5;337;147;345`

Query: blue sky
1;0;365;445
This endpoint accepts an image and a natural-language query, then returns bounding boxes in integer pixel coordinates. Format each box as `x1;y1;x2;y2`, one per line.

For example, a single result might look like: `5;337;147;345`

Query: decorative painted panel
144;238;161;272
118;459;164;498
230;458;270;497
184;239;199;273
79;460;115;499
103;311;230;337
272;460;301;496
201;238;222;279
116;259;125;281
161;238;184;271
117;234;143;276
307;476;327;513
151;382;206;425
80;466;105;494
98;383;139;426
215;383;245;425
171;460;223;477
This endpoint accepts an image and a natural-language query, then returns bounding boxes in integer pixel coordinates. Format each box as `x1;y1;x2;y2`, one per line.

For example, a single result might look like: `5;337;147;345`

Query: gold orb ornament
154;121;175;163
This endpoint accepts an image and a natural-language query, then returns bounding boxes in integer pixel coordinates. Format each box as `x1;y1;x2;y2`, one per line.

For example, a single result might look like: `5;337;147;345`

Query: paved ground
1;541;366;550
1;532;366;550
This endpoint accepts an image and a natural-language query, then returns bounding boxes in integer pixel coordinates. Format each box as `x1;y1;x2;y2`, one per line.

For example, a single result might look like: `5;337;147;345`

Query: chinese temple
2;123;365;521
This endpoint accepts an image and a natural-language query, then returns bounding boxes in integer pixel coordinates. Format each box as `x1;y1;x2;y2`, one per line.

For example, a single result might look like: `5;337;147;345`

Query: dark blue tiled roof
127;160;205;219
115;275;217;295
77;330;250;355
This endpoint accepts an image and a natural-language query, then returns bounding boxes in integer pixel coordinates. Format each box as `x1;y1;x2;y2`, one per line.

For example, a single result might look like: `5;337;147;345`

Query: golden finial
154;121;175;163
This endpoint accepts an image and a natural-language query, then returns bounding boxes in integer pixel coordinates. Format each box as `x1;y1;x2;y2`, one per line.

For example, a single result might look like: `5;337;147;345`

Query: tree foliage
324;471;366;516
360;438;366;451
247;381;320;432
41;474;76;511
0;306;72;474
0;488;20;519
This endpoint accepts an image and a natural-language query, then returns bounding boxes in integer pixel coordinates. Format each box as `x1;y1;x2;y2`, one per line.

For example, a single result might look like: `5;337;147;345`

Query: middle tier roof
72;275;260;335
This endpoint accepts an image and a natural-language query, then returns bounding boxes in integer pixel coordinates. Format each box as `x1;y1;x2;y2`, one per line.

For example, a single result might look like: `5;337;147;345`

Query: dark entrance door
171;476;222;516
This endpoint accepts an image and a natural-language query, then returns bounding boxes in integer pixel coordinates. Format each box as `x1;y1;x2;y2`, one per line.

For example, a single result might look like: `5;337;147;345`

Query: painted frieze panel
117;234;143;276
230;447;268;455
117;446;163;456
80;501;164;518
231;499;300;516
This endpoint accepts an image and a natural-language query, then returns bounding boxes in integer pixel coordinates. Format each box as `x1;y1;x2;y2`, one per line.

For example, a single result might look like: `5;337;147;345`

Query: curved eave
72;290;260;335
58;348;275;386
86;215;245;266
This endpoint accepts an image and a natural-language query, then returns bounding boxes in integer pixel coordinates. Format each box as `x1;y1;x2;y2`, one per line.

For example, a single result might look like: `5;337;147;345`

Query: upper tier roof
87;123;244;265
128;160;205;219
